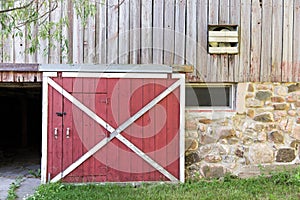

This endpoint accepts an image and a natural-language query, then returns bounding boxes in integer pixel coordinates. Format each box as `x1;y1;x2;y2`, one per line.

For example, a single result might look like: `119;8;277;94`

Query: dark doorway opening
0;82;42;177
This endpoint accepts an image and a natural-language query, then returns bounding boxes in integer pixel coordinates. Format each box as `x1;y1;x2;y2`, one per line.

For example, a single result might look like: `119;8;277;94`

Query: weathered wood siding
1;0;299;82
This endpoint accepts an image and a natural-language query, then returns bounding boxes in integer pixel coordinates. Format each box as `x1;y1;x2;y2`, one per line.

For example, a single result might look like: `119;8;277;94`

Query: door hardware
66;128;70;139
54;128;58;139
56;112;66;117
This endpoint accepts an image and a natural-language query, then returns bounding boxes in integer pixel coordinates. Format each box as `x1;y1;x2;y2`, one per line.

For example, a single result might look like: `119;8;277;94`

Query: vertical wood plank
83;10;89;64
71;79;83;179
107;0;119;64
36;72;43;81
128;79;136;181
271;0;283;82
83;78;96;178
153;0;164;64
94;90;108;182
73;4;84;63
250;0;262;82
37;0;49;64
2;72;13;81
88;8;96;64
61;0;71;64
2;33;13;63
84;2;96;64
164;0;175;64
83;96;96;179
81;94;90;177
66;93;84;182
47;84;54;180
282;0;294;82
141;0;153;64
92;87;101;181
129;79;144;181
118;0;130;64
0;38;2;63
49;0;61;63
26;22;38;63
166;79;179;179
65;81;82;182
26;0;39;63
208;0;219;82
293;0;300;81
14;71;27;82
154;79;167;180
142;80;156;180
97;1;107;64
117;79;131;181
106;79;120;181
229;0;240;82
0;1;2;63
50;78;63;179
239;0;251;81
197;0;208;82
66;0;74;64
219;0;230;82
62;79;73;177
186;0;197;73
14;26;26;63
129;0;141;64
260;0;272;81
174;0;186;65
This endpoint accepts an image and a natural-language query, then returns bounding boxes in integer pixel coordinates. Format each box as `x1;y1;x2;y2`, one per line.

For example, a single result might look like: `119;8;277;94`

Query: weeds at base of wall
6;176;24;200
28;169;41;178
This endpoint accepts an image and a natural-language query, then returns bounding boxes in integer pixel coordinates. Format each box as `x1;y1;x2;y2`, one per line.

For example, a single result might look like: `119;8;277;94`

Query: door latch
56;112;66;117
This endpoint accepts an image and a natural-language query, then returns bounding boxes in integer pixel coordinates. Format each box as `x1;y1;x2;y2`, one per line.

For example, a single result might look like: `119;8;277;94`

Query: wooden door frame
41;72;185;183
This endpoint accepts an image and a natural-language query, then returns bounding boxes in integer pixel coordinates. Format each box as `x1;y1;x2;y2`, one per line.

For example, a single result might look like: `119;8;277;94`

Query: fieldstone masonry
185;82;300;179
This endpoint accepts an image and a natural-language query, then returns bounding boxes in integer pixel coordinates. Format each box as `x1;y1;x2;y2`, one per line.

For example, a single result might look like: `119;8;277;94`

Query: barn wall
1;0;299;82
185;82;300;178
0;72;42;82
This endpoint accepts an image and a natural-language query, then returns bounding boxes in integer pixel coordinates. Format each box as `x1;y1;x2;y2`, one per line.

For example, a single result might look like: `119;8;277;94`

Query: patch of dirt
0;148;40;178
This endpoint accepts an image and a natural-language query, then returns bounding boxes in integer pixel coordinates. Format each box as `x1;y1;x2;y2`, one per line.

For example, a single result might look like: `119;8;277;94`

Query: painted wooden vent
208;25;239;54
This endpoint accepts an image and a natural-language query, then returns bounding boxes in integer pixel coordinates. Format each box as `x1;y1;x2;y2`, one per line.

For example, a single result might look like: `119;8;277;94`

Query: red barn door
42;72;185;183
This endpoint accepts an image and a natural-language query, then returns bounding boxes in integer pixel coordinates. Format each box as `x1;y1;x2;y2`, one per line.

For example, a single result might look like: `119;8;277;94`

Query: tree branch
0;0;35;14
16;0;58;27
113;0;125;9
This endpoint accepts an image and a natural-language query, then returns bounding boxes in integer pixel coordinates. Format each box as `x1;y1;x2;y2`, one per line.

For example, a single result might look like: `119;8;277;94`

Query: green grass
28;169;300;200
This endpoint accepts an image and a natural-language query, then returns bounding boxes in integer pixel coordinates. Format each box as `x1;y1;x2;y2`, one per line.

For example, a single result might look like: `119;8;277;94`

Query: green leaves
0;0;100;60
73;0;97;27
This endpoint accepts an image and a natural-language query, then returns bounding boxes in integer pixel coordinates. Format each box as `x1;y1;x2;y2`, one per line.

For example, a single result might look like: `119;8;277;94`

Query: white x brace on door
41;72;185;183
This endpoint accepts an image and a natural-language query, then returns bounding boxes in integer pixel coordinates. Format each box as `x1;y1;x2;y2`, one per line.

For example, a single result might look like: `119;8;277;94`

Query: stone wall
185;82;300;179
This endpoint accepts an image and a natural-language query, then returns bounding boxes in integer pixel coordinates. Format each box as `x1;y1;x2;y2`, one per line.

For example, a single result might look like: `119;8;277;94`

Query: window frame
185;83;236;110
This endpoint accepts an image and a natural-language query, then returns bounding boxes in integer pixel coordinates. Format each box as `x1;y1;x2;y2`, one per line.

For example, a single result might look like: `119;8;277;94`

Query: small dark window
185;84;234;108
